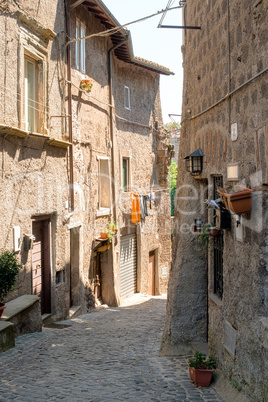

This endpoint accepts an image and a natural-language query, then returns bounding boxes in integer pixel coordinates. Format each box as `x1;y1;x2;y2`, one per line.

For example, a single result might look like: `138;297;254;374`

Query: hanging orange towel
131;193;141;223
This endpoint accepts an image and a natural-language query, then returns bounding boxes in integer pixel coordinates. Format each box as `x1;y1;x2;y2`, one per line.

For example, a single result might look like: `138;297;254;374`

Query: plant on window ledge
80;79;93;93
100;222;118;243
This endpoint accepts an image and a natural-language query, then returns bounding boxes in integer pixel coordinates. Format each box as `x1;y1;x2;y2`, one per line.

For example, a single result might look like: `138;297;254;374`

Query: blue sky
101;0;183;124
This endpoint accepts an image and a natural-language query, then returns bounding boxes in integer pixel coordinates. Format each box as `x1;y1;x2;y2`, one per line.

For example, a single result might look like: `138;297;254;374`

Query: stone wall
0;0;70;320
0;0;172;322
162;0;268;399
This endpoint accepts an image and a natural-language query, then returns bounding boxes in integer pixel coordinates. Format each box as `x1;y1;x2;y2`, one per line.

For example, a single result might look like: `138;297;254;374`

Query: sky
101;0;184;125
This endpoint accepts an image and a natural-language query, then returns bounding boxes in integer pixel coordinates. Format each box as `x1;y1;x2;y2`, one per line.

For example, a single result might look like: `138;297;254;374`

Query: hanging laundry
139;195;148;220
131;193;141;223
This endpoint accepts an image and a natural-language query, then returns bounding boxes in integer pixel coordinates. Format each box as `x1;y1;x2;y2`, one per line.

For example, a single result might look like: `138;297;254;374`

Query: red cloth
131;193;141;223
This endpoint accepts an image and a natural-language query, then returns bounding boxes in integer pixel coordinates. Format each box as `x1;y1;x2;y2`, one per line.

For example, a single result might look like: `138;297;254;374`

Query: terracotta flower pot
217;188;254;215
0;302;6;318
100;232;108;240
209;227;221;237
189;366;214;387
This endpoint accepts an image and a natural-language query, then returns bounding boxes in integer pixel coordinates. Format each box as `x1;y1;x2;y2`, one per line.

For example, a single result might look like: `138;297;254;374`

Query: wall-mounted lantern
184;148;203;175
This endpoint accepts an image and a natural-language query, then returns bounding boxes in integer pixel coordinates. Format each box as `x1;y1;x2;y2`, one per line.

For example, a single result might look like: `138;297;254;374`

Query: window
76;20;86;73
124;86;130;110
122;157;130;191
97;158;111;215
25;58;37;132
20;27;47;134
24;55;43;133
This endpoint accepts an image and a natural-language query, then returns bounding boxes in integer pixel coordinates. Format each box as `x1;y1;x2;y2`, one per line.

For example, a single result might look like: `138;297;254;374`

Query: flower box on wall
217;187;254;215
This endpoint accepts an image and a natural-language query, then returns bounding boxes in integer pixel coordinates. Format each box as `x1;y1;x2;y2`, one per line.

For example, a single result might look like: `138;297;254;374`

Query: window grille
213;176;224;299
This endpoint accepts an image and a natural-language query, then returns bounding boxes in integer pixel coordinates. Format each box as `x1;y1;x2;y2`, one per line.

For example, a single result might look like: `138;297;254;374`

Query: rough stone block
0;321;15;353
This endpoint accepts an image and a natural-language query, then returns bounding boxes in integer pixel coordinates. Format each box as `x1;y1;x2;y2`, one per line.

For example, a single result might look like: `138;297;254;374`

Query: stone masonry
161;1;268;400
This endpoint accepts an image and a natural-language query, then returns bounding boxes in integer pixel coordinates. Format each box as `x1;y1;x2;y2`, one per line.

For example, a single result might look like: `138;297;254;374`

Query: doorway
148;251;156;296
32;218;51;314
70;227;80;307
93;253;101;302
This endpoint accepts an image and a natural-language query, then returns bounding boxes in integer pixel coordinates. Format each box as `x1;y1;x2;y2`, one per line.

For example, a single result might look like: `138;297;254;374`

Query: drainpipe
108;37;128;222
227;0;231;135
65;0;75;211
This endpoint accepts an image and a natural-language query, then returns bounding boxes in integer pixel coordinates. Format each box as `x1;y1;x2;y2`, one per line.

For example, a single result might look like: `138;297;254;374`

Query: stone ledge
0;295;42;338
1;295;40;320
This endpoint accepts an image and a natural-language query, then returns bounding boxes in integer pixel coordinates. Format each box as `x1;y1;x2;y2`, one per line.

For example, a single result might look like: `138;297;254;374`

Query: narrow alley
0;295;223;401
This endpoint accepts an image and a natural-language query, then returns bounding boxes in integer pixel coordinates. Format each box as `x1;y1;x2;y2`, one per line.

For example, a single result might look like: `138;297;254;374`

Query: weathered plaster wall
162;0;268;399
0;0;70;320
68;4;172;308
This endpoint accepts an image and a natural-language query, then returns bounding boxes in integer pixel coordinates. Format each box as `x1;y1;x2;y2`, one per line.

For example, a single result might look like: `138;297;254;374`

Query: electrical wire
1;84;49;111
65;5;183;50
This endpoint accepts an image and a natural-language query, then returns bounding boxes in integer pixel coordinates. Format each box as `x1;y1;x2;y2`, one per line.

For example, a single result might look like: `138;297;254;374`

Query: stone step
42;313;52;324
69;305;81;319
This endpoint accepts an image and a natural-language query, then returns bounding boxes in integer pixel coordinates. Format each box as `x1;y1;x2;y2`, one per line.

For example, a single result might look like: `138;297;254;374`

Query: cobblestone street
0;295;223;401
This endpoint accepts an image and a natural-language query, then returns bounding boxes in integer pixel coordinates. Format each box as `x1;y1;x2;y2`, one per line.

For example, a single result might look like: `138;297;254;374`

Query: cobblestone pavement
0;294;223;401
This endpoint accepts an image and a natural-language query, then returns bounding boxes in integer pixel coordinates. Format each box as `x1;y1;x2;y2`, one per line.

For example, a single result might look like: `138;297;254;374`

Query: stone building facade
0;0;172;321
0;0;70;319
161;0;268;400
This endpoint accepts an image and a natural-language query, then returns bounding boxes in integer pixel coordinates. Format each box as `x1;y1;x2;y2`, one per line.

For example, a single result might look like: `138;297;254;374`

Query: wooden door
70;227;80;307
148;251;155;296
32;219;51;314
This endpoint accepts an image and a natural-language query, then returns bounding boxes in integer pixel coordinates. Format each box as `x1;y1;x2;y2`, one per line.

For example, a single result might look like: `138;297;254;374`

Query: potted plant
0;249;22;318
107;221;118;234
209;227;221;237
100;231;108;240
80;79;93;93
188;351;217;387
198;222;214;248
99;222;118;243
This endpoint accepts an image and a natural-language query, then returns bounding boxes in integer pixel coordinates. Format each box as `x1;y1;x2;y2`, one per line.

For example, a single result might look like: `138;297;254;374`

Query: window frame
24;56;38;132
75;19;86;73
19;26;48;134
124;86;131;110
122;156;131;192
97;156;111;216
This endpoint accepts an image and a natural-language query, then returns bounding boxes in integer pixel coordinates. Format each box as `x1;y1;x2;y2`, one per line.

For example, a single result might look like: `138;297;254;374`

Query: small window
124;86;130;110
122;157;130;191
98;158;111;215
75;20;86;73
25;57;39;132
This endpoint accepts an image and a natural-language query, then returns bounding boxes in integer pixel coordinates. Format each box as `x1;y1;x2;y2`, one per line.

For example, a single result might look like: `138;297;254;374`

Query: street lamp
184;148;203;175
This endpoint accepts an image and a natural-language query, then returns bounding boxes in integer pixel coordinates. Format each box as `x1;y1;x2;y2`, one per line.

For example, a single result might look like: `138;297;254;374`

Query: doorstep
69;305;81;319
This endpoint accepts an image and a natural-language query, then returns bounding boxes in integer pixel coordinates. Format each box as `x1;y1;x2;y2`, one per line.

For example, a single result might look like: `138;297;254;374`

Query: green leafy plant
101;221;118;243
188;351;217;370
168;160;178;216
198;222;214;249
0;249;22;302
230;379;242;392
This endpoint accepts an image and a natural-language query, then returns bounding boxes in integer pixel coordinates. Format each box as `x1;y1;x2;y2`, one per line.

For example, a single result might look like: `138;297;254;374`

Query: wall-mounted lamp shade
184;148;203;175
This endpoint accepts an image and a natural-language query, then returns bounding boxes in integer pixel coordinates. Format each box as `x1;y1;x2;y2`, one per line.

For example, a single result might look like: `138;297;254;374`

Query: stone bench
0;295;42;340
0;321;15;353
